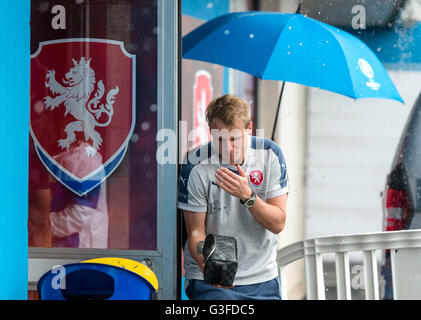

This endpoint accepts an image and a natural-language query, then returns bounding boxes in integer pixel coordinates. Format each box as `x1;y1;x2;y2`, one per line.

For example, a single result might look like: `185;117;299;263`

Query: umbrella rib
260;14;301;79
182;12;243;56
323;27;357;99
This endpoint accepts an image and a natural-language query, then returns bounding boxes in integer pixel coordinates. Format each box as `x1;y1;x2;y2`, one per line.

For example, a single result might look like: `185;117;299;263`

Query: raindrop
299;42;303;46
377;47;382;52
131;133;140;143
34;101;44;114
322;63;326;67
38;1;49;12
206;2;214;9
224;29;230;35
288;26;292;30
249;33;254;39
126;43;138;51
287;52;291;55
150;104;157;112
141;122;150;131
143;42;151;51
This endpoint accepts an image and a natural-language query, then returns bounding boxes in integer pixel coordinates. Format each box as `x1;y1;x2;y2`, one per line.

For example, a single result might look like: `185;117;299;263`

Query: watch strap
241;190;256;205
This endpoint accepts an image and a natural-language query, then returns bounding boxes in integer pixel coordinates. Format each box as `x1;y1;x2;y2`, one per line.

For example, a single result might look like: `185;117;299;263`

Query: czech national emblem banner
30;38;136;196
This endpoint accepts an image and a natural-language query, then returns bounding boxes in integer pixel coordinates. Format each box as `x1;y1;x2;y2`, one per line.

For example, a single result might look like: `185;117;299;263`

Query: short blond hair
206;94;251;128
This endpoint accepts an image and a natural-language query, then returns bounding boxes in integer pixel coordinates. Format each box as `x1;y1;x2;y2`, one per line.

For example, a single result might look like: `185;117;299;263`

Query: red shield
30;38;135;196
249;169;264;187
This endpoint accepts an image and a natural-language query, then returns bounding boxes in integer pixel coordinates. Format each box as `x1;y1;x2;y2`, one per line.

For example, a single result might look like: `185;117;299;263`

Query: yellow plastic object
82;257;158;292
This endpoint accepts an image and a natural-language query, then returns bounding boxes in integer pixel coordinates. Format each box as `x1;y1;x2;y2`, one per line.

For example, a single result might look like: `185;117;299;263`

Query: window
29;0;159;251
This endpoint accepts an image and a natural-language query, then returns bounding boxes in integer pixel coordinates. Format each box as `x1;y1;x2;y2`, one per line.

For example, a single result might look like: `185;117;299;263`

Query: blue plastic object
0;1;30;300
37;263;156;300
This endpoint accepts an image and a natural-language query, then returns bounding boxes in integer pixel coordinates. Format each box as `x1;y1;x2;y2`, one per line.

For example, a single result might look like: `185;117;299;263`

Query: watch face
246;199;256;207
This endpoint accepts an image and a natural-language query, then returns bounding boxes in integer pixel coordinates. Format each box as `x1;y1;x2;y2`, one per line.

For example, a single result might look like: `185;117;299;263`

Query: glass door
29;0;178;299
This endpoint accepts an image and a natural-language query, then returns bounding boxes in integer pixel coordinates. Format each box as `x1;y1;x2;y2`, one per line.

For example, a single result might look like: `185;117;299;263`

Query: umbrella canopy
183;11;404;103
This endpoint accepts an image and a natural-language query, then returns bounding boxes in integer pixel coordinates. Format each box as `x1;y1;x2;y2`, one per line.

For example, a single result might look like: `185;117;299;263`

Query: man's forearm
187;234;206;274
214;165;287;234
248;196;286;234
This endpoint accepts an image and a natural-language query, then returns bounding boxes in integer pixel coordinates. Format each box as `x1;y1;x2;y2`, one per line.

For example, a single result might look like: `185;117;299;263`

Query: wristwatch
240;190;257;208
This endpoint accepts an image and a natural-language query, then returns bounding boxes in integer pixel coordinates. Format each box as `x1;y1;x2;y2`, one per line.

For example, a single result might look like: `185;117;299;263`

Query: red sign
249;169;264;187
30;38;135;196
193;70;213;148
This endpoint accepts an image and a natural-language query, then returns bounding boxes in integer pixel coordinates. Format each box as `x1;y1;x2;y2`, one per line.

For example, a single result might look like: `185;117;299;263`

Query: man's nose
229;140;237;152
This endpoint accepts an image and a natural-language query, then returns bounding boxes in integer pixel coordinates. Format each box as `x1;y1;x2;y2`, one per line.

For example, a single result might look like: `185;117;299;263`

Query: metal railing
277;229;421;300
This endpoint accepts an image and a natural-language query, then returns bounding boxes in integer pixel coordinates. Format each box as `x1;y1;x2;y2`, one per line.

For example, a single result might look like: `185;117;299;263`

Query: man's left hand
215;165;252;201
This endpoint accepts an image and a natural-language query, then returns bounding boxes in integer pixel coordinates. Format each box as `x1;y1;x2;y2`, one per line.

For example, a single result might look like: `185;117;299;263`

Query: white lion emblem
251;171;261;184
44;57;119;157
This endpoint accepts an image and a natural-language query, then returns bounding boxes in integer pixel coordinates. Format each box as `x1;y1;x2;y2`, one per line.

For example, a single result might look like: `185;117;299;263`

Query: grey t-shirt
177;136;289;285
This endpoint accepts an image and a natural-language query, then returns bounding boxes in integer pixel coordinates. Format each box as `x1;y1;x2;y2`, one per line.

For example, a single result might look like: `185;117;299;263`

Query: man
178;94;289;300
49;141;109;248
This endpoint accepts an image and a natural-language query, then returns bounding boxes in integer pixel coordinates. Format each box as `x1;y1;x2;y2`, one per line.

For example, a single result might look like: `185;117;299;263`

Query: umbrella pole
270;1;299;142
271;81;286;141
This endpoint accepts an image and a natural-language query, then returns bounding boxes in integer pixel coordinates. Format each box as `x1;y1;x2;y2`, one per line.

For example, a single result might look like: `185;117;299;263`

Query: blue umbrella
183;11;404;138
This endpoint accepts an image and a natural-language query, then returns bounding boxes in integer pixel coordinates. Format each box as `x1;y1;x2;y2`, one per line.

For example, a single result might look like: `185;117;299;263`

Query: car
380;91;421;299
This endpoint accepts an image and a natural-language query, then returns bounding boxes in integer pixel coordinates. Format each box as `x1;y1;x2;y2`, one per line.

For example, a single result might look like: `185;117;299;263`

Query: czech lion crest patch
249;169;263;187
30;38;136;196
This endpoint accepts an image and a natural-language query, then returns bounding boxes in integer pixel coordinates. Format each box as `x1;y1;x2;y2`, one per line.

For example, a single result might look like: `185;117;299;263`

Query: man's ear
247;121;253;132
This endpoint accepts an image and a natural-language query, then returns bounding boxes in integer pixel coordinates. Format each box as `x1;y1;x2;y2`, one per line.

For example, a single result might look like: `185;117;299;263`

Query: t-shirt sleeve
177;164;208;212
266;146;289;199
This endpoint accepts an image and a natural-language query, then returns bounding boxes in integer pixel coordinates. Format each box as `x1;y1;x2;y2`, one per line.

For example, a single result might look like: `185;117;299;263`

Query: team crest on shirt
249;169;263;187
